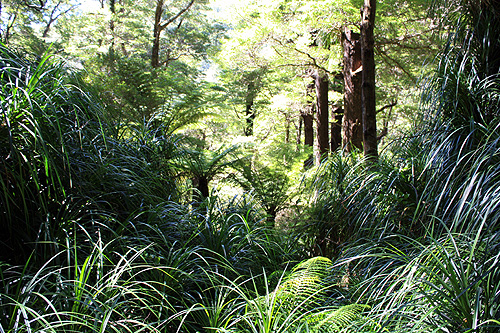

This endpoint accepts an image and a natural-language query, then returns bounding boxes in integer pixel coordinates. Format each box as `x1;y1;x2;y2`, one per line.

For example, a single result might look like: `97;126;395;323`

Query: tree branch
375;47;416;83
22;0;46;11
271;36;334;75
159;0;195;30
43;2;77;37
377;100;397;114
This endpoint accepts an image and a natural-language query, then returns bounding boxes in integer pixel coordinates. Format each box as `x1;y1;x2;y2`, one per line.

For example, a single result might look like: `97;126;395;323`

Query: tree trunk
361;0;378;163
303;83;315;167
151;0;196;68
244;81;255;136
342;28;363;152
42;1;64;38
284;115;290;144
196;175;209;199
3;12;17;43
302;112;314;167
303;112;314;147
331;107;343;152
151;0;164;68
42;18;55;38
296;115;302;147
109;0;116;52
314;70;329;164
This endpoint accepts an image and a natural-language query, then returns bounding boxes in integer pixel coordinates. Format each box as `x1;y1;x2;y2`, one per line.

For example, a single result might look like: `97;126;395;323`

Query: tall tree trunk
302;82;315;168
296;115;302;148
302;111;314;167
151;0;196;68
151;0;164;68
109;0;116;53
244;81;255;136
342;29;363;152
284;115;290;144
314;70;329;164
331;107;343;152
361;0;378;163
303;112;314;147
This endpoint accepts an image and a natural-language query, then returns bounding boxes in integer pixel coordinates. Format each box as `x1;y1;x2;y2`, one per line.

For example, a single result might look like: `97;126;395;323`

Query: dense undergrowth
1;2;500;331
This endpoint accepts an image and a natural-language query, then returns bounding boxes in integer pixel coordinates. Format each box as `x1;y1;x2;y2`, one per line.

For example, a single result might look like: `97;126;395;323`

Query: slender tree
361;0;378;162
331;107;343;152
342;28;363;152
313;70;329;164
151;0;196;68
244;80;256;136
302;82;315;167
242;69;267;136
41;0;76;38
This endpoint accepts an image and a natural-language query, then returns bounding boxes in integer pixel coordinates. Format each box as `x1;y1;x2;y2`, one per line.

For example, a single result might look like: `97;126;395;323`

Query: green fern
303;304;371;332
243;257;370;333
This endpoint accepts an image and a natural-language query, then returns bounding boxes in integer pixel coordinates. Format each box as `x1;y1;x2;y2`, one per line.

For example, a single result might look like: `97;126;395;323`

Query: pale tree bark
152;0;195;68
342;28;363;152
361;0;378;163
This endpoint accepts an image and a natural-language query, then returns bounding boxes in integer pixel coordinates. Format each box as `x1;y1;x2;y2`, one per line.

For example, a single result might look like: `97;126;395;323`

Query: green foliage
423;0;500;133
1;1;500;332
237;257;370;333
0;43;107;264
296;2;500;329
0;229;208;332
173;144;241;200
184;256;370;333
82;52;216;127
230;160;292;226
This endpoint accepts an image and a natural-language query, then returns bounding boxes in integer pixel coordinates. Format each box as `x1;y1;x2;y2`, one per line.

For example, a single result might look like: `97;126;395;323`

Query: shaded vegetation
1;0;500;332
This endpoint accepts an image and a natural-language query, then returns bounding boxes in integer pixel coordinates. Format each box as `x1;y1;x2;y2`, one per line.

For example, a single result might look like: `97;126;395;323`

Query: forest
0;0;499;331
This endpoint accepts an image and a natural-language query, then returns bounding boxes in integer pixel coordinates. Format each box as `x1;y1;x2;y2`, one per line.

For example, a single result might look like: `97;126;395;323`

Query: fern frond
304;304;371;332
